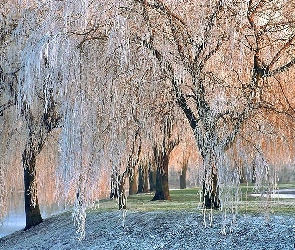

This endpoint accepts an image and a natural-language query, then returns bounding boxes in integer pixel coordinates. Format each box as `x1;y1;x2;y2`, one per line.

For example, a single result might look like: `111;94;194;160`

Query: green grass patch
94;185;295;215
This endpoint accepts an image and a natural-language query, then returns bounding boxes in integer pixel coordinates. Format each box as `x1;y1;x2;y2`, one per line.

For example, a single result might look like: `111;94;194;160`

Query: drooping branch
267;34;295;70
268;57;295;77
0;100;15;116
171;79;198;131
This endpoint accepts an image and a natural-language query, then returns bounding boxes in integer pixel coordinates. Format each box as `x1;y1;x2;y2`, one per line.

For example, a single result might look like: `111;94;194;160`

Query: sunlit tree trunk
129;168;137;195
143;165;149;193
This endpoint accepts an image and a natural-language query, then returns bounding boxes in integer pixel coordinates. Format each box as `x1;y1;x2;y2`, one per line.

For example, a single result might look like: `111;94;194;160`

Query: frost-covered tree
118;0;295;210
1;0;295;240
0;0;187;237
0;2;61;229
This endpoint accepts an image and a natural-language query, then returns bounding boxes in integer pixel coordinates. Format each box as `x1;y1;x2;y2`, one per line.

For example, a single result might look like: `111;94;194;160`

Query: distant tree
179;152;189;190
148;165;157;192
151;117;179;201
137;162;149;193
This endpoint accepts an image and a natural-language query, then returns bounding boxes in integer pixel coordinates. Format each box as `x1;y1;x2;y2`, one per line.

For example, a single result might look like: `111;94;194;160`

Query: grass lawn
96;183;295;215
1;183;294;249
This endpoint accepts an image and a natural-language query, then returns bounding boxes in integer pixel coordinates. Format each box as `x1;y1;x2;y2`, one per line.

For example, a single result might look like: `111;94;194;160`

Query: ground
0;209;294;250
1;188;295;249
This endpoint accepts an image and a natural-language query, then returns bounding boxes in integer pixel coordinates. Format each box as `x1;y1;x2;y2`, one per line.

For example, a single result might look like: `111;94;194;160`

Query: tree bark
143;164;149;193
23;147;43;230
129;168;137;195
118;177;127;210
137;165;144;193
110;172;127;209
152;151;171;201
138;164;150;193
202;164;220;209
252;163;256;184
149;168;157;192
179;168;187;189
180;155;188;189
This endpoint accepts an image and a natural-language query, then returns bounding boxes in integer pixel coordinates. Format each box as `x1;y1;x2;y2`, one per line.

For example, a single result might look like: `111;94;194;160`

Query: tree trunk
138;164;149;193
149;168;157;192
202;164;220;209
129;168;137;195
143;165;149;193
152;152;171;201
110;170;127;210
239;165;247;184
118;178;127;210
23;147;43;230
252;163;256;184
21;89;59;230
179;168;187;189
137;165;144;193
180;160;187;189
110;172;119;199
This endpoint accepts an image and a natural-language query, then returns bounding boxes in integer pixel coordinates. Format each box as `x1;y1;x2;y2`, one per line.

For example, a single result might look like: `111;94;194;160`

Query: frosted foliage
0;0;295;239
0;100;26;220
108;14;129;68
72;191;87;241
0;165;4;224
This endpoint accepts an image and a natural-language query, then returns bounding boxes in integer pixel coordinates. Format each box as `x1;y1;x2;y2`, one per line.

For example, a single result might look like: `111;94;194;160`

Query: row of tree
1;0;295;239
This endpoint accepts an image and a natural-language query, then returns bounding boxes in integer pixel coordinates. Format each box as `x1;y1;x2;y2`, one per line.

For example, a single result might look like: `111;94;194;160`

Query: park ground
0;187;295;250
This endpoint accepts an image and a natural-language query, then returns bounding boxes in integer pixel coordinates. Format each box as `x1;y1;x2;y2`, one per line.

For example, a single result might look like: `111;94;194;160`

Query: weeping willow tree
0;0;187;239
0;0;116;236
117;0;295;211
1;0;295;240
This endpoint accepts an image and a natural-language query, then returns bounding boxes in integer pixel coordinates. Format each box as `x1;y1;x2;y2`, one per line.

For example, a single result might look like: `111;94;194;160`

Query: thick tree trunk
152;152;171;201
21;89;59;230
202;165;220;209
23;148;43;230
